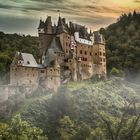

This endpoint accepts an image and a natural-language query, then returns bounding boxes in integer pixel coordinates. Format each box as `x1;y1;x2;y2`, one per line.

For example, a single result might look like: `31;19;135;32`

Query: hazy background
0;0;140;35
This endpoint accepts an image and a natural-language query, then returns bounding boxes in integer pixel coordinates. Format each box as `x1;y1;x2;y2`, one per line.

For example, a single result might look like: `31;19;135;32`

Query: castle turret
94;31;105;45
92;31;106;77
57;16;67;34
38;16;54;57
38;19;45;34
44;16;53;34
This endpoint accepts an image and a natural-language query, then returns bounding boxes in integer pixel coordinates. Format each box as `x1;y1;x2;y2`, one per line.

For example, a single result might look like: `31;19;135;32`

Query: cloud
133;0;140;3
0;0;139;35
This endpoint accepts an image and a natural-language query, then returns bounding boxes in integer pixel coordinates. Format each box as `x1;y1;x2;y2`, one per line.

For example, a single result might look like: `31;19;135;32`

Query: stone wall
10;66;39;87
0;85;36;103
92;44;107;76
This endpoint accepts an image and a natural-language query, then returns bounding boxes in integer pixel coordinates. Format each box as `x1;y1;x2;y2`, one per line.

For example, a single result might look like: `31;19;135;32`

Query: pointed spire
58;16;62;26
38;18;45;29
45;16;52;26
90;29;92;34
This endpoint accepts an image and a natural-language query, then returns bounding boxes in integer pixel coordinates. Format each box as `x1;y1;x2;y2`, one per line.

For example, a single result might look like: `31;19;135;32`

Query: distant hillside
4;78;140;140
0;32;39;84
100;11;140;83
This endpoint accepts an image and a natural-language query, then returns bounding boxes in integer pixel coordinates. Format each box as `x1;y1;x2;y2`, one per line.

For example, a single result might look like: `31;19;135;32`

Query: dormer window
18;60;23;65
27;61;30;64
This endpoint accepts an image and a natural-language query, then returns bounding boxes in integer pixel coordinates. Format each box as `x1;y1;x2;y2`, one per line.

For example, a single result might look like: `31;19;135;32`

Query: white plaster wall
74;32;94;45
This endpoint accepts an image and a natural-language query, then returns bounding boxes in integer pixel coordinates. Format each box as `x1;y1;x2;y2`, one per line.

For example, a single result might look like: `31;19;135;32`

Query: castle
10;16;107;91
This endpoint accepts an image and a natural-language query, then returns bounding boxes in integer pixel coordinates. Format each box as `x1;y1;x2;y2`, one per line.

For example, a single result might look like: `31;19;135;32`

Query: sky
0;0;140;36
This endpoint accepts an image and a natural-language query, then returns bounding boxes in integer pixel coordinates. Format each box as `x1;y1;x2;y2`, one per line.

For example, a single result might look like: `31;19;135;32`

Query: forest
0;11;140;140
0;77;140;140
100;11;140;83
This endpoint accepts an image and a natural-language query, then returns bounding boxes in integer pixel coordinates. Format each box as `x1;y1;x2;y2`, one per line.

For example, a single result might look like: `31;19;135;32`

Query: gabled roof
17;52;42;68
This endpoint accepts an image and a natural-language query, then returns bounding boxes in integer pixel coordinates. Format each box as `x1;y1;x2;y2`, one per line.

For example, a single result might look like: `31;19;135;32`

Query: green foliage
15;78;140;140
0;115;48;140
72;123;91;140
44;87;76;140
58;116;76;140
110;67;125;77
0;78;140;139
100;11;140;83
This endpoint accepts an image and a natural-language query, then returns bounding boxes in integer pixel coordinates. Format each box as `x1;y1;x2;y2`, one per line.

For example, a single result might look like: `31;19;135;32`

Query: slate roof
17;52;42;68
38;19;45;29
48;37;64;52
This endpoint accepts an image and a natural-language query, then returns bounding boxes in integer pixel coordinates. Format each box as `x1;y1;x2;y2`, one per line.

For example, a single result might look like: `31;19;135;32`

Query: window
64;59;68;62
90;52;92;56
80;50;82;54
100;58;102;62
66;49;68;53
103;58;106;62
103;53;106;56
64;66;69;70
85;51;87;55
41;70;45;73
27;61;30;64
95;53;98;55
99;52;102;56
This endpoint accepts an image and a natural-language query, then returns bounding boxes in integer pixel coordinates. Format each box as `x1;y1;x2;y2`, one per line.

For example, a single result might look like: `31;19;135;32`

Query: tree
46;87;76;140
58;116;76;140
0;115;48;140
72;123;91;140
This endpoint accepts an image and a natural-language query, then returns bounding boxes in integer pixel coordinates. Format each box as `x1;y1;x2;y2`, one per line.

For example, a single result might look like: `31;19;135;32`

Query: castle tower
45;59;61;92
44;16;53;34
92;31;107;77
56;16;71;56
38;16;54;58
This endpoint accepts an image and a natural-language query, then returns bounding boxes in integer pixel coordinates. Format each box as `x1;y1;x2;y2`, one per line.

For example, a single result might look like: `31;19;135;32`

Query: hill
1;78;139;140
100;11;140;83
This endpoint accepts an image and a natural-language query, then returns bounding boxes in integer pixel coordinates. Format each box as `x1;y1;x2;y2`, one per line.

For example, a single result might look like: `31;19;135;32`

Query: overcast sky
0;0;140;36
